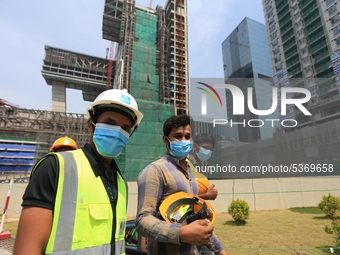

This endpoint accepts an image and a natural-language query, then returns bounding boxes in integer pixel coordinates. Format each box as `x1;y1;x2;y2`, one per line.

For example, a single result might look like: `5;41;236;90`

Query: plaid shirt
136;154;223;255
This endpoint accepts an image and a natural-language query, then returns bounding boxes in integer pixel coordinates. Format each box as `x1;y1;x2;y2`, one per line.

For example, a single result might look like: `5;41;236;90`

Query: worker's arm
136;163;182;243
140;236;147;252
13;155;57;255
136;163;214;246
199;184;218;200
13;206;53;255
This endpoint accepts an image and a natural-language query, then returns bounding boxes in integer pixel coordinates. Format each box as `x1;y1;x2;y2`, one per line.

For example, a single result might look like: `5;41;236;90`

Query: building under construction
103;0;189;115
0;0;189;181
42;0;189;115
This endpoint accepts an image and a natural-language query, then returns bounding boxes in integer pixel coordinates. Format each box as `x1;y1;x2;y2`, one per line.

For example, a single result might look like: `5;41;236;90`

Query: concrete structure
262;0;340;128
42;45;110;111
222;17;279;142
166;0;189;115
43;0;189;115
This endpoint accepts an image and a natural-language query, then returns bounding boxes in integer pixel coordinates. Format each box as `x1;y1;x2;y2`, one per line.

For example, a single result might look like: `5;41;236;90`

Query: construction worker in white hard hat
14;89;143;255
136;115;229;255
49;136;78;152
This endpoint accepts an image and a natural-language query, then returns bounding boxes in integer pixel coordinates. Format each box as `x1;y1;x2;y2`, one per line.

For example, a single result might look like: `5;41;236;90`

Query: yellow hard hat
50;136;78;152
159;191;216;226
193;172;210;195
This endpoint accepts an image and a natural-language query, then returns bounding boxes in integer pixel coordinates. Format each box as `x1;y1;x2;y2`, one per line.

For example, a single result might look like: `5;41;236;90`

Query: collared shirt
136;154;223;255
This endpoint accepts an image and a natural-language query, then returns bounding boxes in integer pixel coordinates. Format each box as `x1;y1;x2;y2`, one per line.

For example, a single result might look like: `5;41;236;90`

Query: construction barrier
0;178;13;240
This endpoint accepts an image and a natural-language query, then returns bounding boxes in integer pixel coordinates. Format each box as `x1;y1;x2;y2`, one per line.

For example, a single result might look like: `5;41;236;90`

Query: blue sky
0;0;265;114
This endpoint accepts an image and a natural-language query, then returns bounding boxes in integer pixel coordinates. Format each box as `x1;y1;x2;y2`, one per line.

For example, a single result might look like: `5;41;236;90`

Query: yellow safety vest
36;150;127;255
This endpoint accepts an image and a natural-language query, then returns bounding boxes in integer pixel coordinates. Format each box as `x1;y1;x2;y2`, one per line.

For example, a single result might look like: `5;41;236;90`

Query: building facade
222;17;278;142
103;0;189;115
262;0;340;128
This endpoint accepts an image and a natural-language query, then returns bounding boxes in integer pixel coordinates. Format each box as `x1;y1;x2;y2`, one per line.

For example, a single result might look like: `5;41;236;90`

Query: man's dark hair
163;114;193;137
194;133;215;148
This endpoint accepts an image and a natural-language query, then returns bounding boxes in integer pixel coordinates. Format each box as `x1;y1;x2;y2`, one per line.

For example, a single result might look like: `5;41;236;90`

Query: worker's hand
199;184;218;200
179;219;213;246
206;184;218;200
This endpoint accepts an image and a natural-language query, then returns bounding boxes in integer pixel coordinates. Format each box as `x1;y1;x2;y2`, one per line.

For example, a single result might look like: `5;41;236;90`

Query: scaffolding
103;0;124;42
120;0;136;92
101;0;189;114
165;0;189;115
156;6;170;104
129;8;159;101
0;106;90;163
42;45;110;102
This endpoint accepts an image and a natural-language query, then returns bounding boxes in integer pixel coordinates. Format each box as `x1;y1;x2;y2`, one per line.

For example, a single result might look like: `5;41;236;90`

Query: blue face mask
167;138;193;160
196;147;212;162
93;123;129;159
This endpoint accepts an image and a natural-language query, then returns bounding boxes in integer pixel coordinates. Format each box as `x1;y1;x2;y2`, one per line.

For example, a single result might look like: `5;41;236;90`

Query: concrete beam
51;81;66;112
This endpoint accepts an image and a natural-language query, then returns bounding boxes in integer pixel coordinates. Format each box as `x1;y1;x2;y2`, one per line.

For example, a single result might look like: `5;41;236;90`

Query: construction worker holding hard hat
188;133;218;200
49;136;78;152
136;114;229;255
14;89;143;255
187;133;218;255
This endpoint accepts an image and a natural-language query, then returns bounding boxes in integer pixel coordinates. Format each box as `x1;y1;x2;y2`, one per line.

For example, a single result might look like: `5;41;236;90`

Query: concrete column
51;81;66;112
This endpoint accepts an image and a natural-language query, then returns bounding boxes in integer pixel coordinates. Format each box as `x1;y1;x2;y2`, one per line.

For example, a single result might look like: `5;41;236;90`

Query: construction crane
0;98;20;108
106;41;114;90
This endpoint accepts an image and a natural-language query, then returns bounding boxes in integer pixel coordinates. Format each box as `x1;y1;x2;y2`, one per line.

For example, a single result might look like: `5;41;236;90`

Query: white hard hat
87;89;143;129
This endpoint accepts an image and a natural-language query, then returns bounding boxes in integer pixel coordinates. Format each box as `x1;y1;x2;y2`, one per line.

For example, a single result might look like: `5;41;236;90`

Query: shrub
318;193;340;219
228;199;250;223
325;220;340;247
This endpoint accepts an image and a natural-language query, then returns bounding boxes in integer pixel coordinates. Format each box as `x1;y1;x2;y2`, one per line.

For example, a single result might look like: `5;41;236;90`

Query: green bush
228;199;250;223
318;193;340;219
325;220;340;247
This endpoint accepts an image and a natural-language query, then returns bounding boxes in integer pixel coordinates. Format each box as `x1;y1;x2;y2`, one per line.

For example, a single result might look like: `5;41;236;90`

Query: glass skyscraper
222;17;279;142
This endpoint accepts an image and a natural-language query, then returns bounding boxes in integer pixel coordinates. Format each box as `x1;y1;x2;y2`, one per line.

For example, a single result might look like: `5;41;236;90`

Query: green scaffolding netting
116;10;174;181
116;100;174;181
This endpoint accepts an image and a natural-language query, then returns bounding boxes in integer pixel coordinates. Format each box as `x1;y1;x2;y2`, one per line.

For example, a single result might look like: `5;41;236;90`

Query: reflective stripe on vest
44;150;126;255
